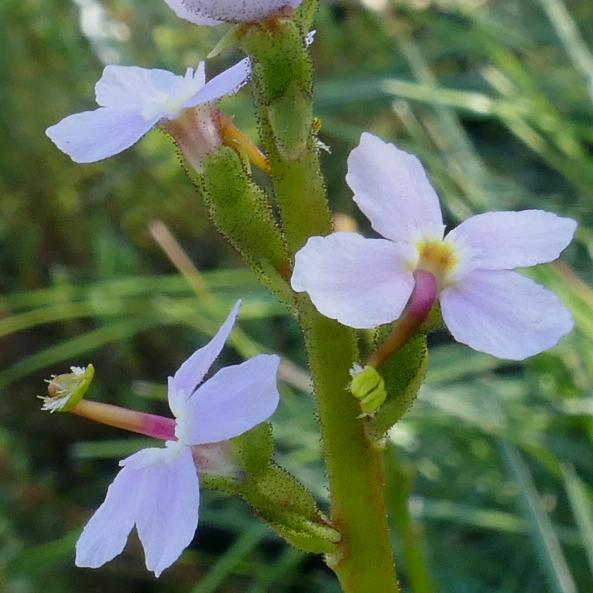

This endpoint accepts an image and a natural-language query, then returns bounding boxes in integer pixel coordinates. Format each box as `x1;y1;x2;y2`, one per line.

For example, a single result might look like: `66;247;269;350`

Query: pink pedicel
71;400;176;441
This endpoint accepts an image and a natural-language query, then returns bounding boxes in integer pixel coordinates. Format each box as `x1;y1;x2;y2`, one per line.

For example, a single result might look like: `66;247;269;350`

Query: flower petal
75;461;139;569
127;444;200;577
46;109;157;163
440;270;573;360
291;232;416;329
164;0;303;24
186;58;251;108
168;301;241;416
163;0;222;25
346;133;444;243
181;354;281;445
446;210;577;271
192;61;206;89
95;65;181;112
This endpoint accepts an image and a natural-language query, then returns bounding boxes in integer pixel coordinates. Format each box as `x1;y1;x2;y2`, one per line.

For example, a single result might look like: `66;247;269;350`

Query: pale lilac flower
292;133;577;361
75;301;280;576
163;0;304;25
46;59;250;166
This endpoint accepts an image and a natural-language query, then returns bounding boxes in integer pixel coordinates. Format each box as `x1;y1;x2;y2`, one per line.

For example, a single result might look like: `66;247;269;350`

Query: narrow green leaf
485;399;578;593
189;524;268;593
561;464;593;579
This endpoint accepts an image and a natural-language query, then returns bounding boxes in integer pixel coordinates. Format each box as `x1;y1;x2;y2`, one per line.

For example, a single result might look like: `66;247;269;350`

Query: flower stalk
240;17;331;255
71;400;177;441
367;270;438;370
242;8;401;589
301;307;400;593
199;146;294;302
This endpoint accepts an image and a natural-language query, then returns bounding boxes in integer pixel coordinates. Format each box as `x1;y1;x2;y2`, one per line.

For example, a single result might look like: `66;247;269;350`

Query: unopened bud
39;364;95;413
349;365;387;415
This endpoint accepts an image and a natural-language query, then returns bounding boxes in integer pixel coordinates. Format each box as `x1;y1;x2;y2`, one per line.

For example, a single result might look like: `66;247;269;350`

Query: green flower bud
350;365;387;415
201;423;340;555
200;147;293;305
39;364;95;413
240;21;314;160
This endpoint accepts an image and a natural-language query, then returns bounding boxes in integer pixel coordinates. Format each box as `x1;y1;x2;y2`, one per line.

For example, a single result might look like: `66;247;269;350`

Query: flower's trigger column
292;132;576;361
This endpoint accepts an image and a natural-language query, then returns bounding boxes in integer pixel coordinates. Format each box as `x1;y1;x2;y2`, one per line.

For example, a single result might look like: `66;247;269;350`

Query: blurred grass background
1;0;593;591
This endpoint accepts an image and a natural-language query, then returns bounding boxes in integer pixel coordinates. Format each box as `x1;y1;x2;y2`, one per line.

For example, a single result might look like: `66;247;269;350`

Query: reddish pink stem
367;270;438;369
71;400;176;441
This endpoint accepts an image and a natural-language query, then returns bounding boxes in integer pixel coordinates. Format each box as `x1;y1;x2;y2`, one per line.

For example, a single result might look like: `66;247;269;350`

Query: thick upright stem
242;15;400;591
300;304;400;593
241;22;331;256
267;138;330;254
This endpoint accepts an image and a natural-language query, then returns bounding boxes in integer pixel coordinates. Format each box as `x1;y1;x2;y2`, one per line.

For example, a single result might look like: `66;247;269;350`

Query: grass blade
561;464;593;580
485;398;578;593
189;524;268;593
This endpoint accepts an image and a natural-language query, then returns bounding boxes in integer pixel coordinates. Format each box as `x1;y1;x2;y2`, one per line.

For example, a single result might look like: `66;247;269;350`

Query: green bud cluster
241;21;314;160
201;422;340;554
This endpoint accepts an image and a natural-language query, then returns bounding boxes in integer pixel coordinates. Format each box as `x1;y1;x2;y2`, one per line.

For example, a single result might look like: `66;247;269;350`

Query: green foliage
371;334;428;439
200;147;292;303
241;21;314;158
2;0;593;592
203;423;339;554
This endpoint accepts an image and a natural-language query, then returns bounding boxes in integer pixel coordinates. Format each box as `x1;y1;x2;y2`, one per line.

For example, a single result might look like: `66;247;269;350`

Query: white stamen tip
38;394;70;413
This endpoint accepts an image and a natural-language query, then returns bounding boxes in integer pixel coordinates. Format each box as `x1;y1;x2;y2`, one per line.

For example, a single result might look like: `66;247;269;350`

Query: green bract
201;423;340;554
350;366;388;415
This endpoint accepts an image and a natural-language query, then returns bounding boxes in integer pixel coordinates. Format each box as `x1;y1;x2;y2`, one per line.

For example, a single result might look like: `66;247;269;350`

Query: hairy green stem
241;21;331;255
266;136;330;254
300;304;400;592
241;13;401;590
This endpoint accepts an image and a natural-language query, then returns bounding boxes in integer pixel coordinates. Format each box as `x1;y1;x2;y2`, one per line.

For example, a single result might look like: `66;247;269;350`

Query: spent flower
292;132;576;361
46;59;250;169
73;302;280;576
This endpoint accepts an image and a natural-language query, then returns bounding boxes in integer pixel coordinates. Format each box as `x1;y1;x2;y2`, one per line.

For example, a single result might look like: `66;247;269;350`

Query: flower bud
349;365;387;415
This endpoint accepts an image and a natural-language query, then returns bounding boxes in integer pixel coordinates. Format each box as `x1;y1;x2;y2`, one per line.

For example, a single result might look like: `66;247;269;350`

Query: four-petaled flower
292;132;576;361
75;302;280;576
164;0;304;25
46;59;250;167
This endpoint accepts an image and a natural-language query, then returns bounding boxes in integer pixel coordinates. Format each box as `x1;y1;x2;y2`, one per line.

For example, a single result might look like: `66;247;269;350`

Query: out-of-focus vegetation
1;0;593;591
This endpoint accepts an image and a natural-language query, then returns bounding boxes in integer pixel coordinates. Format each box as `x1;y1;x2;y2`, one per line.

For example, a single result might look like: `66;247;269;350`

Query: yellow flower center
413;240;459;288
